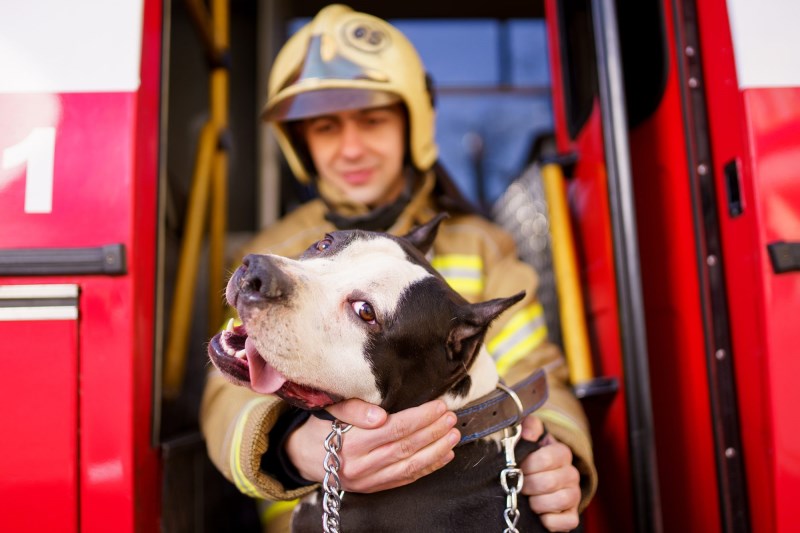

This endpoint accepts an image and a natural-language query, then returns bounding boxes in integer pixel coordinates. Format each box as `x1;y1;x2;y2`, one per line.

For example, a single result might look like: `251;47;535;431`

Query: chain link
322;420;352;533
500;425;524;533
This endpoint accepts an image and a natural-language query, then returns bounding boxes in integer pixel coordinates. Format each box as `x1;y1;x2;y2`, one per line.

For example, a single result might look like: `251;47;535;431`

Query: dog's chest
291;439;546;533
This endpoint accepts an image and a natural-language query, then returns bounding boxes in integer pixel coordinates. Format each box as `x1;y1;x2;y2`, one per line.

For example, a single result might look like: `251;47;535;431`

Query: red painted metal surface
696;0;800;529
742;86;800;532
0;1;162;531
0;318;79;532
744;88;800;532
624;1;723;531
128;1;163;530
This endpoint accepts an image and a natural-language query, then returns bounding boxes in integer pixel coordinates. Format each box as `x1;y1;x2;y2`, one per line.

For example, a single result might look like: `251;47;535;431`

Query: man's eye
308;119;336;134
363;114;387;126
351;301;377;324
315;237;333;251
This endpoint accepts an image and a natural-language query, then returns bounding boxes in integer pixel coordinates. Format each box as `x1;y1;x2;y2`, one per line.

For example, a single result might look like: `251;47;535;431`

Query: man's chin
319;175;405;208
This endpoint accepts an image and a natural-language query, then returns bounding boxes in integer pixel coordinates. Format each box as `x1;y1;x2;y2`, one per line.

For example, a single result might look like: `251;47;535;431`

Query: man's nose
339;120;366;159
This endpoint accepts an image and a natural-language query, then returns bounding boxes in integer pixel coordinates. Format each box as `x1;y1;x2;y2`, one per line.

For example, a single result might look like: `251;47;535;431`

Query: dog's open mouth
208;320;341;410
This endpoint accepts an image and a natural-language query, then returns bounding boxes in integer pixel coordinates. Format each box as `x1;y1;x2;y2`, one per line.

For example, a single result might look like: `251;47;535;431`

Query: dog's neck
440;347;499;411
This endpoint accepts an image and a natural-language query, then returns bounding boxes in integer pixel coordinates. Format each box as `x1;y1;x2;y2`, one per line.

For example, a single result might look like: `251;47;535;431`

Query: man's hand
520;415;582;532
285;399;460;493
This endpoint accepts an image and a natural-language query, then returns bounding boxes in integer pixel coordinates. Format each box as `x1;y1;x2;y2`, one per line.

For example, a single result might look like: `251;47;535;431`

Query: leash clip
496;382;525;533
496;382;525;464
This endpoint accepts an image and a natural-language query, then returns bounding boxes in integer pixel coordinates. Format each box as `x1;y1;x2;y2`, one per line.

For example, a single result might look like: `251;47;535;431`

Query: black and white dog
208;215;549;532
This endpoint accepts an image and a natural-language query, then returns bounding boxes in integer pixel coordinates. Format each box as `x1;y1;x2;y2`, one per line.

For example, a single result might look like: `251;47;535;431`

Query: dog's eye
315;237;333;252
351;301;377;324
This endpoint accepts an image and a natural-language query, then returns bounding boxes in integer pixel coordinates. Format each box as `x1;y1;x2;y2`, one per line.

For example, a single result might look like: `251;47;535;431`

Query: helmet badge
342;19;391;53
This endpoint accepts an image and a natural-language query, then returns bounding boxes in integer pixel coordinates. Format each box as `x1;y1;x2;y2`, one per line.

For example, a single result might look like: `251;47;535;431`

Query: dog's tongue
245;337;287;394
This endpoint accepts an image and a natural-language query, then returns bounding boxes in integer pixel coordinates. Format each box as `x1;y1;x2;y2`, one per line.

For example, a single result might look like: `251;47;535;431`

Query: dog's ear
403;213;449;255
446;291;526;362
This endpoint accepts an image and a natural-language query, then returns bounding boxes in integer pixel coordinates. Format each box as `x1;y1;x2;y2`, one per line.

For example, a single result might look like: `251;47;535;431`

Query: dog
208;214;549;532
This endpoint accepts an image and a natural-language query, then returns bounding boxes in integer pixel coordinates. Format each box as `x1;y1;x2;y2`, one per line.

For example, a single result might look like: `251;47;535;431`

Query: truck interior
156;1;731;532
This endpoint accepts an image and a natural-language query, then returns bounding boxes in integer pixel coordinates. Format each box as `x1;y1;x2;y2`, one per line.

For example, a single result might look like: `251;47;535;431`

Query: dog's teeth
235;349;246;359
226;347;236;357
226;318;235;332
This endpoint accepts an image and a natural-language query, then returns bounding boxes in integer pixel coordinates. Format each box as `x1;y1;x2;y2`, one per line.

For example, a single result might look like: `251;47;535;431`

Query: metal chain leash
320;384;528;533
322;420;352;533
496;383;525;533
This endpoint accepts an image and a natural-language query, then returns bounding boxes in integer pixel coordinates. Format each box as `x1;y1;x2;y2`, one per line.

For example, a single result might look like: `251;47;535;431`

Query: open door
544;0;661;531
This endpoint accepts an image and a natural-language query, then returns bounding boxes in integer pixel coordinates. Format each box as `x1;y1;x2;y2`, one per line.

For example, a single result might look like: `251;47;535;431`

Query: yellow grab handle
541;163;594;385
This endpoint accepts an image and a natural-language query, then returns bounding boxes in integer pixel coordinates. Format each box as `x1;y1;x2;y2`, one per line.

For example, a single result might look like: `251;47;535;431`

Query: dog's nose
237;254;293;304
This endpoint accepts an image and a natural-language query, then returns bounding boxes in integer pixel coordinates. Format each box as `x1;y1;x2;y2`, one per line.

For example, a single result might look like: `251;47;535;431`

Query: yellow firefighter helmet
262;4;437;182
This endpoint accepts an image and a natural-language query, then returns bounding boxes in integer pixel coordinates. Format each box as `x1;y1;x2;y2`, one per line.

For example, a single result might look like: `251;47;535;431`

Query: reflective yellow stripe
489;301;545;352
431;254;483;270
490;302;548;375
495;326;548;376
537;407;584;434
262;499;299;524
230;398;268;498
444;277;484;294
431;254;484;295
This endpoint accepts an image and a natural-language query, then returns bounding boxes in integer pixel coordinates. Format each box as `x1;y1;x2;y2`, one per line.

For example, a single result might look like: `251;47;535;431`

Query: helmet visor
263;87;401;122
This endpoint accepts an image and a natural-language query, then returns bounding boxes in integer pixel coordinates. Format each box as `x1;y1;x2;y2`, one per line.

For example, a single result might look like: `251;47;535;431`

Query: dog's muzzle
207;254;344;410
208;320;343;410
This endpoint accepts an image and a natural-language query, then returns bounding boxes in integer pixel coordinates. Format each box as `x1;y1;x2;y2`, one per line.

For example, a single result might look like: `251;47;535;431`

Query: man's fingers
521;414;545;442
521;440;573;474
355;400;450;449
536;503;581;533
520;428;582;533
310;400;459;493
348;411;459;476
529;485;580;514
344;424;459;493
524;464;581;498
326;398;387;429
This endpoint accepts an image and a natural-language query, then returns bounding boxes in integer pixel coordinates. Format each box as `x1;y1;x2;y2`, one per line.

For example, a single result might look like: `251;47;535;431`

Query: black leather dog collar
311;368;549;444
454;368;549;446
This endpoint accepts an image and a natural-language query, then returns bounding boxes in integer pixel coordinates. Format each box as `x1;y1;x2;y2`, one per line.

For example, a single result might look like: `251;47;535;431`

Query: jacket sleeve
199;208;334;502
200;370;319;501
480;228;598;512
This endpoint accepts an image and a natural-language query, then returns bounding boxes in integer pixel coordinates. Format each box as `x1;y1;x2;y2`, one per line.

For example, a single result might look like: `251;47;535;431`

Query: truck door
544;0;661;531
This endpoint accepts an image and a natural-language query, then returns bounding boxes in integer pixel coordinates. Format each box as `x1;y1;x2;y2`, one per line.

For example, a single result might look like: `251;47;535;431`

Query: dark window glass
617;0;667;129
557;0;598;140
397;19;553;208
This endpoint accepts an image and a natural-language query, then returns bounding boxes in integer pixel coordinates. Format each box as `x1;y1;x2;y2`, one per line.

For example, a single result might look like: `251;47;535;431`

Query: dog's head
208;214;524;413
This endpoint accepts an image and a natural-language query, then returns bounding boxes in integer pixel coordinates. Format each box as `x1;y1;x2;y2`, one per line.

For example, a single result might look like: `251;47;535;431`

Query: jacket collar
318;168;438;234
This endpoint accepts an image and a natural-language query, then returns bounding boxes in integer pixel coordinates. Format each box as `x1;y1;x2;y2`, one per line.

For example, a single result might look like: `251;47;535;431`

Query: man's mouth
208;319;341;410
341;168;373;185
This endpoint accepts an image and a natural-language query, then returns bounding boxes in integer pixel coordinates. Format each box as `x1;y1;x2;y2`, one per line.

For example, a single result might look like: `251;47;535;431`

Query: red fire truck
1;0;798;532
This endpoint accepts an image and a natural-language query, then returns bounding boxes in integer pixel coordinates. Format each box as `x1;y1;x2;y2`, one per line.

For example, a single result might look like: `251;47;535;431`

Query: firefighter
200;5;596;531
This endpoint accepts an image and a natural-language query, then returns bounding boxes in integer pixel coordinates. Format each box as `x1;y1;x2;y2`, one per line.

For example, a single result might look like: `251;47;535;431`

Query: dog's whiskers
470;455;486;469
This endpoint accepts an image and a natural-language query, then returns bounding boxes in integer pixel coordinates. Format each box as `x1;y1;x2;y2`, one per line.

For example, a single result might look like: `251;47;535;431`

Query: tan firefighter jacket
200;171;598;515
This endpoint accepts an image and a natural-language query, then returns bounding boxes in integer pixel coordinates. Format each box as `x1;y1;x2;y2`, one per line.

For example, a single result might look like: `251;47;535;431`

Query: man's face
302;104;407;208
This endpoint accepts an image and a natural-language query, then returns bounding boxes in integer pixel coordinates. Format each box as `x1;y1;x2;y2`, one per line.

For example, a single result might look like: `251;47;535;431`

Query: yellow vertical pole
541;163;594;385
208;0;229;337
209;148;228;337
163;125;217;398
163;0;229;398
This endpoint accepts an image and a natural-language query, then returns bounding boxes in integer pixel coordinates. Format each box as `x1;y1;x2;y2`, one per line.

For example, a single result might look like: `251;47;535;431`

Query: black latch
767;241;800;274
0;243;126;276
724;159;743;217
